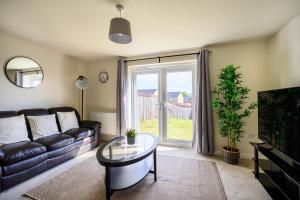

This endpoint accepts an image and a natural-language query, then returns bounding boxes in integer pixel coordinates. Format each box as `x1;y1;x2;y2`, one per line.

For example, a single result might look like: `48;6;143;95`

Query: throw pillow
57;111;79;132
27;114;60;140
0;114;30;145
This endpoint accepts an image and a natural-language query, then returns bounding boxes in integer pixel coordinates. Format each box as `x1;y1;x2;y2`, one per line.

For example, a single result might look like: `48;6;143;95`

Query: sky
136;71;192;94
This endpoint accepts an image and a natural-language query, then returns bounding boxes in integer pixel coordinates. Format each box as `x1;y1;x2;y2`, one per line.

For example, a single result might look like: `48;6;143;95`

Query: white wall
267;14;300;88
31;11;295;157
86;40;268;158
86;58;118;115
0;32;87;112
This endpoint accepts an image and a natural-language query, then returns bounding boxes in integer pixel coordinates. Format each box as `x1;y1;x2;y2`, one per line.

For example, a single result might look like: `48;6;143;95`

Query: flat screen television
258;86;300;165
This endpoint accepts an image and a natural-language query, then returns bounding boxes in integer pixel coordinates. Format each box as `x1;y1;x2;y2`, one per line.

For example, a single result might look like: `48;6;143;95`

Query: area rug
24;155;226;200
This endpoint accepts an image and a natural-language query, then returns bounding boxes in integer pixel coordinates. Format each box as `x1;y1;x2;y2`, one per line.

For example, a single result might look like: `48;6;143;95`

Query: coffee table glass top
100;133;158;162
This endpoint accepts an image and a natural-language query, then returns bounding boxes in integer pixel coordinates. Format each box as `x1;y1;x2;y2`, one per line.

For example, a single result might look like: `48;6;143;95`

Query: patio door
133;72;160;138
164;70;193;143
132;62;195;145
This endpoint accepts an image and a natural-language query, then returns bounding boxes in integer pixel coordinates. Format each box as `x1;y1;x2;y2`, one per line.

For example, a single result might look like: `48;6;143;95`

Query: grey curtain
116;58;128;136
192;50;214;154
15;70;22;86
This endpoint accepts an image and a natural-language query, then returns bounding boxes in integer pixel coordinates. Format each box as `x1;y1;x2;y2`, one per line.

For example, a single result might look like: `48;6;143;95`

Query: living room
0;1;300;200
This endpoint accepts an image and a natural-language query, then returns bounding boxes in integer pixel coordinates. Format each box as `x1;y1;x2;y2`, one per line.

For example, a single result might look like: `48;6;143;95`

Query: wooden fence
138;96;192;121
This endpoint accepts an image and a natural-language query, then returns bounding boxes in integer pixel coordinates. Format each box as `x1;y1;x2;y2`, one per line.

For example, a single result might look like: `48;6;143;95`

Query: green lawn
140;118;193;141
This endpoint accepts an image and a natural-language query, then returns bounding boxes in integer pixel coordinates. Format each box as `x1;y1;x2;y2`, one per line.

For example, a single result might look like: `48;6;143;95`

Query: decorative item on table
211;64;257;165
125;129;137;145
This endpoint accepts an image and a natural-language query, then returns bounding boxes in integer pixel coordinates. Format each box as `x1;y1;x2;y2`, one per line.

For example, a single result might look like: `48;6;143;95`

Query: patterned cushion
57;111;79;132
27;114;59;140
0;115;30;145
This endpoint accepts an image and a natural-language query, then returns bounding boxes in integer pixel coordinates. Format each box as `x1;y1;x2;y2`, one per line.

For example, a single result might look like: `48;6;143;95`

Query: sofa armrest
79;120;101;147
0;148;5;161
0;162;2;192
79;120;101;131
0;148;3;191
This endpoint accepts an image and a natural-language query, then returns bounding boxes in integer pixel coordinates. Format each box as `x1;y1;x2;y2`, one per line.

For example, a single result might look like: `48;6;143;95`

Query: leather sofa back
48;107;80;121
49;107;80;134
0;111;17;118
18;109;49;117
48;107;81;132
0;107;80;140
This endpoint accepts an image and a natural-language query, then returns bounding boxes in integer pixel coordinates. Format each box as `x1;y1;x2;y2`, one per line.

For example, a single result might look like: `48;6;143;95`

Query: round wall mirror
5;57;43;88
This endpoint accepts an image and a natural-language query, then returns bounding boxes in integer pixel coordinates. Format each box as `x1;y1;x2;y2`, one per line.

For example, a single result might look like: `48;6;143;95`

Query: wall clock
99;71;109;83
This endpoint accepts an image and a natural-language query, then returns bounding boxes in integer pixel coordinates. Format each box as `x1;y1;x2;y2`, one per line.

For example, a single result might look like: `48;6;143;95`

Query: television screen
258;87;300;164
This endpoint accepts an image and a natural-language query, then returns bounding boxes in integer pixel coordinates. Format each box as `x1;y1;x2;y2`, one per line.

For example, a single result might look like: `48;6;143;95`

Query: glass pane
136;73;159;137
102;134;155;161
166;71;193;141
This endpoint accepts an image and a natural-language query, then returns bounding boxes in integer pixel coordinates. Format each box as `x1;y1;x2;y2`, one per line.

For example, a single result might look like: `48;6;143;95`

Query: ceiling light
108;4;132;44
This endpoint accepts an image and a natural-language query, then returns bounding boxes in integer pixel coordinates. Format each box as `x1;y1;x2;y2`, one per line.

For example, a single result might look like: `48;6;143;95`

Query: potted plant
212;65;257;164
125;129;137;145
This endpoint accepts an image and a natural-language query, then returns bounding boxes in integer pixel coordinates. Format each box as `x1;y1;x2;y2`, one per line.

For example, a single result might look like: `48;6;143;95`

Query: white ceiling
0;0;300;61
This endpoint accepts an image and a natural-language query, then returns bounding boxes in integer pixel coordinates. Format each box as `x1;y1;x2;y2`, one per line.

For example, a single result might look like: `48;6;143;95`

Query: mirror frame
4;56;44;89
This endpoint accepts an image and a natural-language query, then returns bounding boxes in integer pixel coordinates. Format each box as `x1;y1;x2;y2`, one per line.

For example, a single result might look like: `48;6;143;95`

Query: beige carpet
24;155;226;200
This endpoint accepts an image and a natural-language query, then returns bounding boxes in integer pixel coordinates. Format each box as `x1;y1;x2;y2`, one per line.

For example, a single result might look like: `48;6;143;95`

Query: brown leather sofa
0;107;101;191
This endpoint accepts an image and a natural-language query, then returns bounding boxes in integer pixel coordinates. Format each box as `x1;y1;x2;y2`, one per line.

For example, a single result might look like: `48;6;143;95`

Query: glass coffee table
96;133;158;200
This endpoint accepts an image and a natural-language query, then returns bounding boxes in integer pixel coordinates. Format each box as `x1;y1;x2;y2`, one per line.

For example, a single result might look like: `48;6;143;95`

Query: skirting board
214;150;252;160
100;133;117;142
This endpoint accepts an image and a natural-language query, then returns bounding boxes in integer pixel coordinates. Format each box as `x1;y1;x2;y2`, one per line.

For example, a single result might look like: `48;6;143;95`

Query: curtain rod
125;50;212;63
20;70;42;74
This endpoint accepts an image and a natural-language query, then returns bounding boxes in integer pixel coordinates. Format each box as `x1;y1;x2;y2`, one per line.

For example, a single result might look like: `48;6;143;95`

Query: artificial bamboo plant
212;65;257;152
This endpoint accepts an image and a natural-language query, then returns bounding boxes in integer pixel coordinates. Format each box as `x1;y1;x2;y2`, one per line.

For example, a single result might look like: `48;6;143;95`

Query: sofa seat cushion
0;141;47;165
2;153;47;176
63;128;92;141
35;134;75;151
47;142;76;159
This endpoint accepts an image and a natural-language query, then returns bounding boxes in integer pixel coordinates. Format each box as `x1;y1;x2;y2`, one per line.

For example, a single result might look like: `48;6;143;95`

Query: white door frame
131;69;162;141
130;61;196;145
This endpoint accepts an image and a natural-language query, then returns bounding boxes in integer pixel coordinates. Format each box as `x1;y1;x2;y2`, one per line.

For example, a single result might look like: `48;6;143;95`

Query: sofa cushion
35;134;75;151
27;114;60;140
46;142;76;159
74;135;95;147
63;128;92;141
2;153;47;176
0;141;47;165
57;111;79;132
48;107;80;132
0;115;30;145
18;108;50;140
